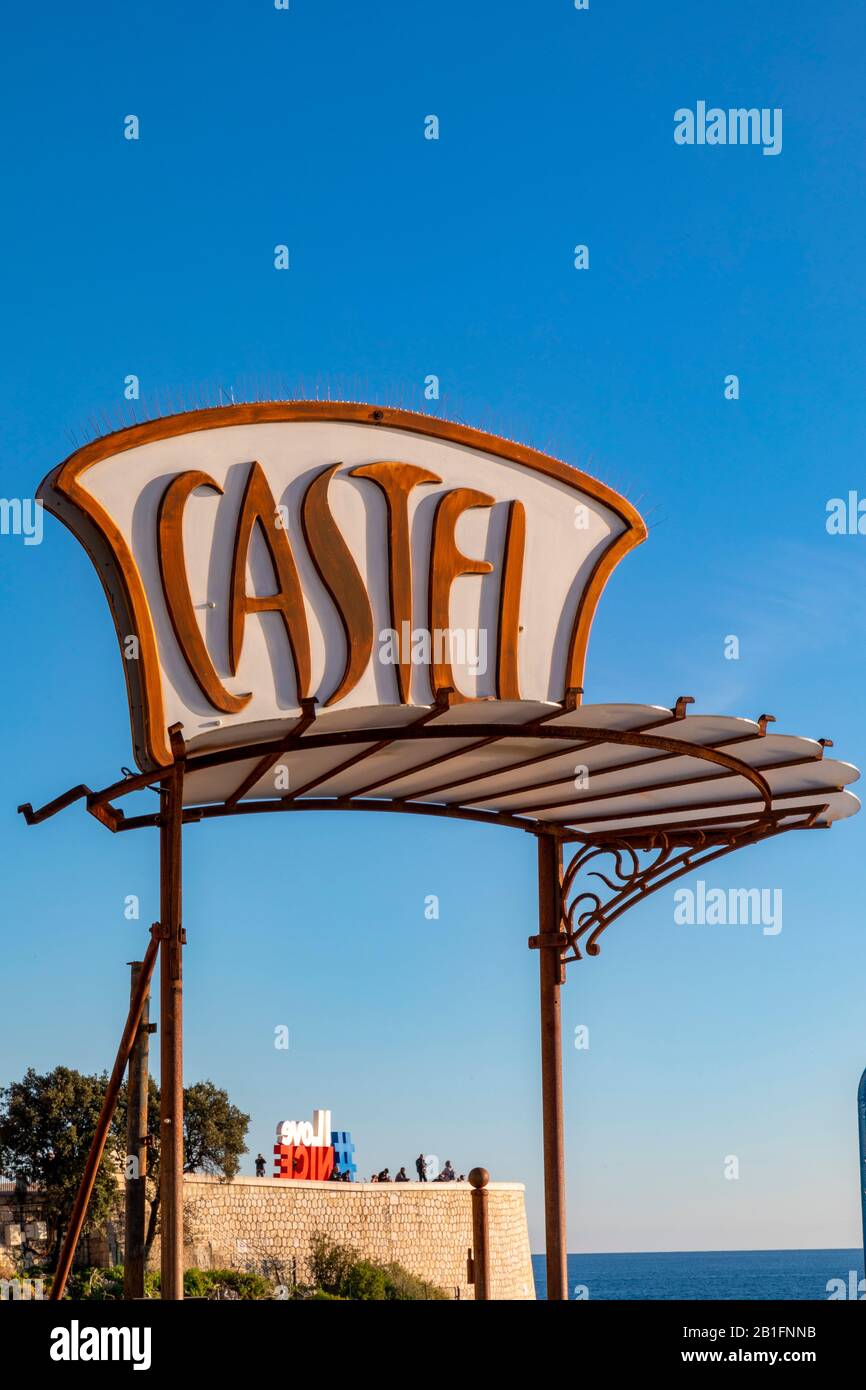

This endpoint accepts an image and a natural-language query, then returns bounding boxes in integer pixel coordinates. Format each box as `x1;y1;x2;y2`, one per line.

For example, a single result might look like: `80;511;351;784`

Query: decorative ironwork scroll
556;815;820;965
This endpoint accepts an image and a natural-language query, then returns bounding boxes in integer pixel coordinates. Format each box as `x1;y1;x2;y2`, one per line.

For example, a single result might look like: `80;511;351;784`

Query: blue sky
2;0;866;1254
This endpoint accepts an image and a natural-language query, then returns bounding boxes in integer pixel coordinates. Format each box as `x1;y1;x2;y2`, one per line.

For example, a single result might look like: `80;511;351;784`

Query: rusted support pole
49;934;159;1301
468;1167;491;1299
123;960;152;1299
858;1067;866;1280
537;834;568;1301
159;726;186;1300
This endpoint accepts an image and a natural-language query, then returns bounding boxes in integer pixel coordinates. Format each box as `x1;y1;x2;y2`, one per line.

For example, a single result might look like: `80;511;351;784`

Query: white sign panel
37;403;645;769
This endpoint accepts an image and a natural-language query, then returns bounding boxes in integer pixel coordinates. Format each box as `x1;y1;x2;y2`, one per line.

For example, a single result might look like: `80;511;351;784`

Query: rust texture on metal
158;724;186;1301
537;835;568;1301
428;486;495;703
158;470;252;714
550;810;825;964
349;461;442;703
228;461;311;695
19;703;822;848
485;752;822;819
496;500;525;701
49;934;159;1301
357;703;570;804
123;959;152;1300
468;1167;492;1300
224;698;318;809
300;464;374;707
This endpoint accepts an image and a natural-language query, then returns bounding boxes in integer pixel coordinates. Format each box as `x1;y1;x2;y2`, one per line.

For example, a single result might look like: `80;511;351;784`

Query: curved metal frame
21;708;802;837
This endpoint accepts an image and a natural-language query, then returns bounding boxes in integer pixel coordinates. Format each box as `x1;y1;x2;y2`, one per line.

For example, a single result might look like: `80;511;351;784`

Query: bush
47;1265;271;1300
306;1233;448;1301
381;1262;449;1301
62;1265;125;1301
343;1259;387;1301
183;1267;210;1299
307;1233;359;1295
43;1251;447;1301
181;1268;271;1300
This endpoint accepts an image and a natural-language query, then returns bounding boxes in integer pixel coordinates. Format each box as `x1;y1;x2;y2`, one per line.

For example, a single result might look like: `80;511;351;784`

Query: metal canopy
24;693;858;1301
20;697;859;843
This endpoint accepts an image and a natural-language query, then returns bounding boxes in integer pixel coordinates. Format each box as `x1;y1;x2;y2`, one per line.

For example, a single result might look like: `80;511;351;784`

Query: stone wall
0;1188;121;1274
1;1189;48;1269
1;1177;536;1299
170;1175;535;1300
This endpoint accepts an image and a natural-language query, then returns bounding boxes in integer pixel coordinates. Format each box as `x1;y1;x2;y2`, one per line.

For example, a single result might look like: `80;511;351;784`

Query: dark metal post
537;834;567;1301
468;1167;491;1299
123;960;151;1299
858;1068;866;1281
159;729;185;1300
49;935;159;1300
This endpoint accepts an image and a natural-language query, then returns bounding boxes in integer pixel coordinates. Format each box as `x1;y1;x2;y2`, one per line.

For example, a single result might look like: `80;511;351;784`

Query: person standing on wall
416;1152;427;1182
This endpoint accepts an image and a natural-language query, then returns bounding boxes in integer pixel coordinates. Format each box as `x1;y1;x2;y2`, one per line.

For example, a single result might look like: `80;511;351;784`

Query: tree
0;1067;125;1267
0;1067;249;1271
120;1079;249;1260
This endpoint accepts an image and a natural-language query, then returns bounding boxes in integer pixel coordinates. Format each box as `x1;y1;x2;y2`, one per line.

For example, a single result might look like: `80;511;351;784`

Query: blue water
531;1250;865;1300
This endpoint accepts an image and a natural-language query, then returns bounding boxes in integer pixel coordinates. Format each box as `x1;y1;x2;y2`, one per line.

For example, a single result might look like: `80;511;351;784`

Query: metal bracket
151;921;186;945
556;825;791;963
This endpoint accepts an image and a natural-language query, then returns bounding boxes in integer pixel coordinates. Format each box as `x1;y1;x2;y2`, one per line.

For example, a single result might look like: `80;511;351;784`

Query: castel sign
36;403;645;777
24;399;860;1303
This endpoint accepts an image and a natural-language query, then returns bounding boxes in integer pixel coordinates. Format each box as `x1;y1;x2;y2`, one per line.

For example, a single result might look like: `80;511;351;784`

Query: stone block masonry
165;1175;536;1300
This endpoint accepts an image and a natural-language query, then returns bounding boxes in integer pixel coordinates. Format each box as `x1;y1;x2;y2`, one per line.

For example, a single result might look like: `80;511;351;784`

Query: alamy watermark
826;492;866;535
378;624;487;675
0;497;43;545
826;1271;865;1299
49;1321;151;1370
674;880;782;936
674;103;782;157
1;1276;45;1300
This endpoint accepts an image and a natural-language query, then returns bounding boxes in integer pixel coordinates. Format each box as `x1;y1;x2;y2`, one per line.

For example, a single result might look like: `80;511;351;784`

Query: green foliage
182;1267;271;1300
306;1233;448;1301
46;1266;271;1300
343;1259;387;1301
182;1266;210;1299
183;1082;249;1179
40;1254;447;1301
308;1232;359;1295
114;1076;249;1181
60;1265;125;1301
381;1262;449;1301
0;1065;249;1272
0;1067;124;1260
112;1077;160;1175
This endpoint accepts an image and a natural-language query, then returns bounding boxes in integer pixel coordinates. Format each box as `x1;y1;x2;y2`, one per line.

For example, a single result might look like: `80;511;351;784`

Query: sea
531;1249;865;1301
